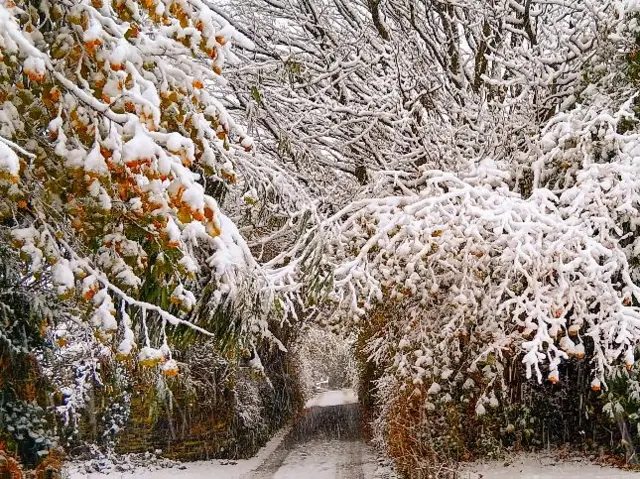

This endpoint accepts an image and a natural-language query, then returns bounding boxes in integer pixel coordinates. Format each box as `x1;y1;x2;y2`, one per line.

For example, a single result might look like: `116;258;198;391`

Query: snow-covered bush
333;116;640;470
305;1;640;472
0;234;62;465
113;336;302;461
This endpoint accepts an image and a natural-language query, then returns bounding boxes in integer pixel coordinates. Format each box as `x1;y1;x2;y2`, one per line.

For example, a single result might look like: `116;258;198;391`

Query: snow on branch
317;160;640;391
0;0;286;375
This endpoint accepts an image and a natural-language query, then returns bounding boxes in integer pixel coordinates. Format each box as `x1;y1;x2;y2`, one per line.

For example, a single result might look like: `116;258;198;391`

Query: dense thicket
211;0;640;474
0;0;296;470
4;0;640;476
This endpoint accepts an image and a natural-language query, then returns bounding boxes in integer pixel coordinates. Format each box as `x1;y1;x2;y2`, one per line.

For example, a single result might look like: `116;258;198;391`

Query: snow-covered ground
65;390;639;479
65;427;291;479
460;453;640;478
263;438;385;478
65;390;363;479
305;389;358;408
66;447;640;479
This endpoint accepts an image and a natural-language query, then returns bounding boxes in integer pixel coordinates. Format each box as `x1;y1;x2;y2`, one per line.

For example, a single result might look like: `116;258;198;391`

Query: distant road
247;390;382;479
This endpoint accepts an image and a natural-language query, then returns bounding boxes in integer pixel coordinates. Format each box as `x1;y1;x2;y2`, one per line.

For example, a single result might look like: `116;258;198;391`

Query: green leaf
251;86;264;106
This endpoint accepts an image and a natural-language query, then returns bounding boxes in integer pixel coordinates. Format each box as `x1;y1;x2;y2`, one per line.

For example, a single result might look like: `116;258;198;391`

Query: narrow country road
246;395;381;478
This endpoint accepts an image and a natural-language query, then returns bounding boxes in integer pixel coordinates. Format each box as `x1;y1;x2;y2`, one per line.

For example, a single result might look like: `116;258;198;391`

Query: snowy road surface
67;390;640;478
66;389;388;479
252;438;378;478
250;390;382;478
305;388;358;408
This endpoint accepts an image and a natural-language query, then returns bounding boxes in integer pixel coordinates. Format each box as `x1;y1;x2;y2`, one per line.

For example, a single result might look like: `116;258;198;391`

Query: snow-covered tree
284;0;640;471
212;0;606;198
204;0;640;470
5;0;640;471
0;0;280;371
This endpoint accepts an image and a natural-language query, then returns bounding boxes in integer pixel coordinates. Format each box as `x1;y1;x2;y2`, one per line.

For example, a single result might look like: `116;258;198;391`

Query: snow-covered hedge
321;4;640;471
